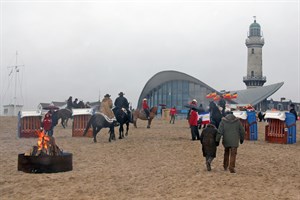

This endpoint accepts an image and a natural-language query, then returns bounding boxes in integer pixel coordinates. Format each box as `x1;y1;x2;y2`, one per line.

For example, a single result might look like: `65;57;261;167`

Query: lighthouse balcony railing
243;76;266;81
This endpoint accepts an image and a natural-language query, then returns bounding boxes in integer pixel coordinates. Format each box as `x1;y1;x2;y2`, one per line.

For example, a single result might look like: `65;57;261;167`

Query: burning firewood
25;128;63;156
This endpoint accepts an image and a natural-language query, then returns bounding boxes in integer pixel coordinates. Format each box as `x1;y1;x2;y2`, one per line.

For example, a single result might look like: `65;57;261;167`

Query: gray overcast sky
1;0;299;110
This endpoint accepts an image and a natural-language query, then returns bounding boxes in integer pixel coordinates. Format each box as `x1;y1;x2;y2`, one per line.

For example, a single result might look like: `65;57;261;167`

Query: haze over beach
0;1;299;110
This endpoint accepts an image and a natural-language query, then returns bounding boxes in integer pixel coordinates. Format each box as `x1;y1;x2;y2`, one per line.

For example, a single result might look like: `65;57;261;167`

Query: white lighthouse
243;16;266;88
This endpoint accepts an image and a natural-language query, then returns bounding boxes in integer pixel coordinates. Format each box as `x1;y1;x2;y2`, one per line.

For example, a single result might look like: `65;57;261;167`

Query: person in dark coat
218;96;226;116
289;104;298;121
200;123;219;171
66;96;73;110
114;92;132;122
73;98;79;108
216;112;245;173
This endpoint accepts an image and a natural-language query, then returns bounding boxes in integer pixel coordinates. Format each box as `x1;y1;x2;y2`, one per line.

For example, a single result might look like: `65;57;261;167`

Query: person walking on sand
216;111;245;173
169;106;177;124
289;104;298;122
200;123;219;171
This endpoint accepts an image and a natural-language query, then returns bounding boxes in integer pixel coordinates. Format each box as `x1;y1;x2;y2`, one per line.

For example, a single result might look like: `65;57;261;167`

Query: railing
243;76;266;81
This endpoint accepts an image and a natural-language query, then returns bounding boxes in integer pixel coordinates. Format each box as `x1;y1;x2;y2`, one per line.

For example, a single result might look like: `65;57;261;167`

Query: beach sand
0;116;299;200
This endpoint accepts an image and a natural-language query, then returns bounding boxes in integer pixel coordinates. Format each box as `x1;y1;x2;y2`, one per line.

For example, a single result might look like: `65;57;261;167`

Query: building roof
232;82;284;106
137;70;284;108
51;101;67;107
138;70;220;107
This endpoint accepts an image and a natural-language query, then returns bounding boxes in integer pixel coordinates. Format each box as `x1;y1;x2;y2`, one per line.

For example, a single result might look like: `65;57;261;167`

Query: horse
132;106;158;128
83;96;116;143
52;108;72;128
83;113;115;143
112;107;130;139
208;101;223;129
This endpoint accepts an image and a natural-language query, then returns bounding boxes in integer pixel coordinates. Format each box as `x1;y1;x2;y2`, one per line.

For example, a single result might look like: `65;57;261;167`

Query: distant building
2;104;23;116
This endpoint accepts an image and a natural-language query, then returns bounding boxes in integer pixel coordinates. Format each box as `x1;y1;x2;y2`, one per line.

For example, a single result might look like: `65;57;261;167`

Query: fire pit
18;153;72;173
18;128;73;173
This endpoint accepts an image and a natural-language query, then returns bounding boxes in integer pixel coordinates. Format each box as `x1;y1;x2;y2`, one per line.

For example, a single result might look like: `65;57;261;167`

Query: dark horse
208;101;223;129
52;108;72;128
132;106;158;128
83;113;115;143
112;107;130;139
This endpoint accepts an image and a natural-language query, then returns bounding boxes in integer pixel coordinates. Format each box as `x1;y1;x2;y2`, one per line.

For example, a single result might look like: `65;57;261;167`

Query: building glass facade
144;80;211;114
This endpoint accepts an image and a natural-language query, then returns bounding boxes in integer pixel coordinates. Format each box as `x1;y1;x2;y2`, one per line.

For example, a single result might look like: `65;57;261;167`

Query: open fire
25;128;63;156
18;128;72;173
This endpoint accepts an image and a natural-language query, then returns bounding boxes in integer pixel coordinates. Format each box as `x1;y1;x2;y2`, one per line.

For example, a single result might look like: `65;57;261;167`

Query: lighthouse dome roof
250;21;261;28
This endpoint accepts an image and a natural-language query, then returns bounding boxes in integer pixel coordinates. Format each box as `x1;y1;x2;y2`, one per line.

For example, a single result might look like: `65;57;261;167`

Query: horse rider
73;98;79;108
114;92;133;123
66;96;73;110
142;98;150;119
100;94;118;126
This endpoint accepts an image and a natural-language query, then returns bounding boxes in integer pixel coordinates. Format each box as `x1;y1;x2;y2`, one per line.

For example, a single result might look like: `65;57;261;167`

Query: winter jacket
114;96;129;109
170;108;177;116
200;124;218;157
216;114;245;148
142;101;149;110
43;114;52;131
189;110;198;126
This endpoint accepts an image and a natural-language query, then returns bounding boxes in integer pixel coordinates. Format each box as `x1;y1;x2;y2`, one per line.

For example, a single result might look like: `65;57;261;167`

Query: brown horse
132;106;158;128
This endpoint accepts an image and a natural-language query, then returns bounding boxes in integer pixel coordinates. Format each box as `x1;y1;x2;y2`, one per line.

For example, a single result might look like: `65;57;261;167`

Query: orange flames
36;129;50;152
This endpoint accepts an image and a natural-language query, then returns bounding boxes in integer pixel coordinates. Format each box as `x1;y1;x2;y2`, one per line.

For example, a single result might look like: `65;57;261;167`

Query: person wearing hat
100;94;118;125
187;99;198;121
142;98;150;119
289;104;298;122
189;107;200;140
114;92;132;123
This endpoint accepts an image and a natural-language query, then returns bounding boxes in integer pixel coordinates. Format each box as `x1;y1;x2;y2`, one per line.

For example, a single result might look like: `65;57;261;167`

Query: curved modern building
137;70;222;113
137;70;283;114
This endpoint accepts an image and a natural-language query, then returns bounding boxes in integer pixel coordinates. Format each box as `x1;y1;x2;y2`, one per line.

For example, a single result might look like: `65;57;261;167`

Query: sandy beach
0;116;299;200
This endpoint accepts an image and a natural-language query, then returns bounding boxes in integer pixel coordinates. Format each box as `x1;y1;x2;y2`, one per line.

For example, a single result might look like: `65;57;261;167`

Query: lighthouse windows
252;48;254;54
251;71;254;77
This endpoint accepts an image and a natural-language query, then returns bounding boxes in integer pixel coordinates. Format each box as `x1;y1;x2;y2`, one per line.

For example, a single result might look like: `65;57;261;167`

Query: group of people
187;98;245;173
100;92;133;124
198;111;245;173
66;96;91;109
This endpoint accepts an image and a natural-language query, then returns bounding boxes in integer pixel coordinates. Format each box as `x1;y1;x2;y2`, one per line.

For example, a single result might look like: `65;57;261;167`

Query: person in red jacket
142;98;150;119
43;112;52;136
169;106;177;124
189;107;200;140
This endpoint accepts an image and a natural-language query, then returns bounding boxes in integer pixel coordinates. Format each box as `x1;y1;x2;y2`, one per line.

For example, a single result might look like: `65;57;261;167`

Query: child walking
200;123;219;171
